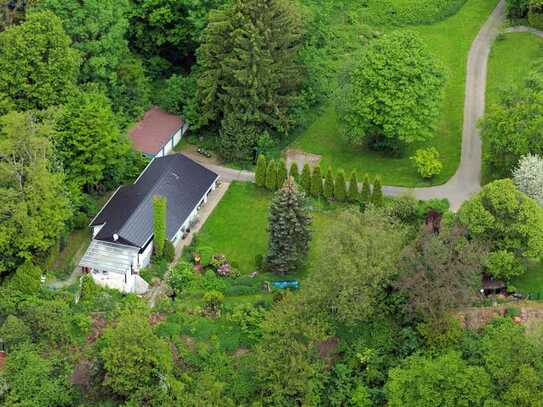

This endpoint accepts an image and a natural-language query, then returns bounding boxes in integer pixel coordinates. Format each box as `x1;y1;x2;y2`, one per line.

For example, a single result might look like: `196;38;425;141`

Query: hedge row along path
198;0;541;211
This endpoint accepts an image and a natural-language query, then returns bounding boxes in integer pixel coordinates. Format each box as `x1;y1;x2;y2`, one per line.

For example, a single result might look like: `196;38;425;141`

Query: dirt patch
86;315;108;344
459;302;543;332
316;336;340;368
181;143;222;166
0;352;6;371
284;148;321;171
71;359;93;391
233;347;250;358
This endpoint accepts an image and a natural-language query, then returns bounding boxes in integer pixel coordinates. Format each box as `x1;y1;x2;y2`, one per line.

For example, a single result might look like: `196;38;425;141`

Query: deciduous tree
337;31;445;153
513;153;543;205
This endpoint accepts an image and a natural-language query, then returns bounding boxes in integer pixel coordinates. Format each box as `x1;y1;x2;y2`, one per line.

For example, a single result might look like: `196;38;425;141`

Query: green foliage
153;196;167;258
458;179;543;278
80;274;100;303
529;1;543;29
410;147;443;179
8;261;41;295
386;194;419;224
168;261;195;295
2;343;76;406
0;11;80;113
289;162;300;181
265;159;277;191
506;0;530;18
323;166;335;200
99;308;174;401
267;178;311;274
128;0;222;77
163;240;175;263
228;303;266;344
337;31;445;153
348;170;359;202
255;154;267;187
485;250;525;281
54;89;132;192
385;351;491;407
301;163;312;193
371;177;383;207
0;111;72;276
203;290;225;315
195;0;304;159
481;72;543;178
277;159;288;189
334;169;347;202
360;175;371;205
311;165;323;198
153;73;196;116
0;315;30;351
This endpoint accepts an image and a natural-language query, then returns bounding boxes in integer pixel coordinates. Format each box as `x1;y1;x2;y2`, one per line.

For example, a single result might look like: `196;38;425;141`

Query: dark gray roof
91;154;218;248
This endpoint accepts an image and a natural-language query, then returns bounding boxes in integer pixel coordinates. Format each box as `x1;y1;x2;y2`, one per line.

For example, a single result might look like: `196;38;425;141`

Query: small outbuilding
129;107;188;158
79;154;219;294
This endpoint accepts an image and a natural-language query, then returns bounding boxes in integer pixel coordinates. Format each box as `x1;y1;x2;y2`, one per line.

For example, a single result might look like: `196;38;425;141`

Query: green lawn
193;181;341;275
511;260;543;295
483;32;543;182
290;0;499;187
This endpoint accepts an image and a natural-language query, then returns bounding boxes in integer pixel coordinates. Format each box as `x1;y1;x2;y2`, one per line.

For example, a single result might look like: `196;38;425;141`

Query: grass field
290;0;499;187
511;260;543;295
482;32;543;182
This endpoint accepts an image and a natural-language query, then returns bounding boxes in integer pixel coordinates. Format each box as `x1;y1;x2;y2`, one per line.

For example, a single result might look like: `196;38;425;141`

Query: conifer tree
361;175;371;204
371;177;384;207
324;166;335;200
266;159;277;191
289;162;299;182
153;196;167;258
277;159;288;189
311;165;322;198
267;178;311;274
335;170;347;202
301;163;311;193
348;170;359;202
255;154;267;187
196;0;304;159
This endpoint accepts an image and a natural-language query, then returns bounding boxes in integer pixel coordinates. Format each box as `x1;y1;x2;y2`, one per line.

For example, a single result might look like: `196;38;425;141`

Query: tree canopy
337;31;445;153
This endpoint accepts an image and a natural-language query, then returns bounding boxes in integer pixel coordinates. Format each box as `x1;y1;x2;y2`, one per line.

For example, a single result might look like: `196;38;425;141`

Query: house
79;154;219;294
129;107;188;158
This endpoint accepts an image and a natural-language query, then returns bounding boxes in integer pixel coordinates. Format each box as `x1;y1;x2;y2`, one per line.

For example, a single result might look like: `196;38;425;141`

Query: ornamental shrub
203;290;224;315
334;169;347;202
348;170;359;202
265;159;277;191
277;159;288;188
410;147;443;179
311;165;322;197
163;240;175;263
361;175;371;204
152;195;167;257
289;162;299;181
255;154;267;187
301;163;311;192
323;166;335;200
371;177;384;207
513;153;543;205
9;261;42;295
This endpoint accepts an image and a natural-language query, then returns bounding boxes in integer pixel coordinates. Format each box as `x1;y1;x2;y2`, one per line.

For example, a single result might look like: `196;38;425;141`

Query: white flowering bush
513;154;543;205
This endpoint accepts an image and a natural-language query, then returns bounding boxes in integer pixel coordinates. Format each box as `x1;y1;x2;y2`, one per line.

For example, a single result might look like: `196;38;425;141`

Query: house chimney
113;233;119;241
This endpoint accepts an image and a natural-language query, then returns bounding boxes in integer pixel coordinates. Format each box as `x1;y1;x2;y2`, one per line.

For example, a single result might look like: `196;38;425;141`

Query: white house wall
139;240;154;269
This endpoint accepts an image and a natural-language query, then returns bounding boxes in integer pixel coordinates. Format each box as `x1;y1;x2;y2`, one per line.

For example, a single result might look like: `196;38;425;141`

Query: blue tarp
272;280;300;289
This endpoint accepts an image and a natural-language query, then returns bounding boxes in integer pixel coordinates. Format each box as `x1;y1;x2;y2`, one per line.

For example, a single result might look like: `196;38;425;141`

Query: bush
80;274;100;302
484;250;525;281
199;270;228;292
277;159;288;188
529;5;543;29
9;261;42;295
334;169;347;202
311;165;322;197
265;159;277;191
411;147;443;179
255;154;267;187
228;303;266;343
301;163;312;193
163;240;175;263
224;285;258;296
505;307;521;318
289;162;299;181
203;290;224;316
323;166;335;200
169;261;196;294
387;195;418;223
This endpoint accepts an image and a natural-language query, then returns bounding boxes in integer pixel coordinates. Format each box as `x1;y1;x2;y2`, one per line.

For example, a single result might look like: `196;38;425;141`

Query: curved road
202;1;539;211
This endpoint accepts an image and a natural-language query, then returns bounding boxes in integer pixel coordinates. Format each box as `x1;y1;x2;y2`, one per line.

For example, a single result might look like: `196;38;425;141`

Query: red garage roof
129;107;184;155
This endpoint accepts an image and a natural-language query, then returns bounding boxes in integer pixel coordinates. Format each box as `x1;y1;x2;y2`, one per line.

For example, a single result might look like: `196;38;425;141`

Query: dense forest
3;0;543;406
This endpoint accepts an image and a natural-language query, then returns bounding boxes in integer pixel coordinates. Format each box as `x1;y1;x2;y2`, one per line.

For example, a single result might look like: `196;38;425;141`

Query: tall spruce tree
256;154;267;187
196;0;304;159
311;165;322;198
361;175;371;204
266;159;277;191
335;170;347;202
277;159;288;189
289;162;299;182
266;178;311;274
153;196;167;258
324;166;335;200
348;170;359;202
301;163;311;193
371;177;384;207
